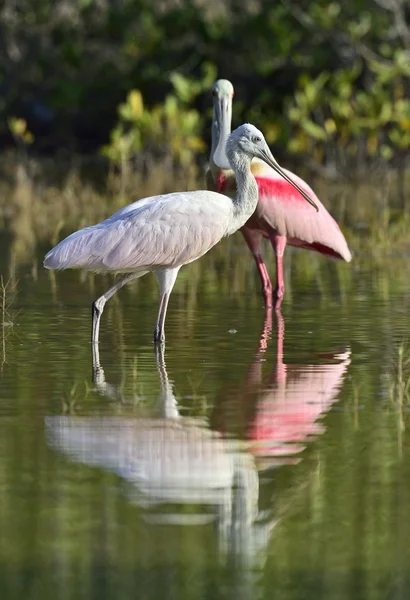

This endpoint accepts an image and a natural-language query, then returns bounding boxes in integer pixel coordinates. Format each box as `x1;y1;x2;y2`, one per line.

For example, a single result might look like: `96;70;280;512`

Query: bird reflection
211;310;350;473
45;318;350;577
246;310;351;469
46;343;258;553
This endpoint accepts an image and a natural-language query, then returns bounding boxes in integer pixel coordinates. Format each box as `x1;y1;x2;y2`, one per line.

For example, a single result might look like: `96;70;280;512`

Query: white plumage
44;123;317;343
44;191;233;273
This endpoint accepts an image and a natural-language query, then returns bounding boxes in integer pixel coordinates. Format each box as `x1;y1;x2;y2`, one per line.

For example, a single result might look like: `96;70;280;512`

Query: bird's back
44;190;234;272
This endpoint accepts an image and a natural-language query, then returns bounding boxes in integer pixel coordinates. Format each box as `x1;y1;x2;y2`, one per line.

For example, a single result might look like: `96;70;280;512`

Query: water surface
1;238;409;600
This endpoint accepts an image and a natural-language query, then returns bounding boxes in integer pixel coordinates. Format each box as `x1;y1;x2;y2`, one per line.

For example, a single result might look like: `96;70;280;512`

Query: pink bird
207;80;352;309
247;312;350;467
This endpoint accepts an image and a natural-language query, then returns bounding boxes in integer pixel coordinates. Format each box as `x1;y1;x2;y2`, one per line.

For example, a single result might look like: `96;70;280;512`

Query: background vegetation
2;0;410;171
1;0;410;265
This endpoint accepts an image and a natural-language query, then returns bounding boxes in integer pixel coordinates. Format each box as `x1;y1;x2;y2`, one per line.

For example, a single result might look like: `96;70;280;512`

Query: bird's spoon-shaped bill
253;146;319;212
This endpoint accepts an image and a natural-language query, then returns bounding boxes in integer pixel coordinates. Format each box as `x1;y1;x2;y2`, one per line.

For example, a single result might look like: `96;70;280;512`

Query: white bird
44;123;318;344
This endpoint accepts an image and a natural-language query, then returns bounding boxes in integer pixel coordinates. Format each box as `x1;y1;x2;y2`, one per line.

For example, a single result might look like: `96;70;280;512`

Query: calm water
1;236;410;600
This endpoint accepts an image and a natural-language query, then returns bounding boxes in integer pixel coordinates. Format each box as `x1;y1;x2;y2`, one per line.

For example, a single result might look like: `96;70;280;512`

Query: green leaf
301;119;328;141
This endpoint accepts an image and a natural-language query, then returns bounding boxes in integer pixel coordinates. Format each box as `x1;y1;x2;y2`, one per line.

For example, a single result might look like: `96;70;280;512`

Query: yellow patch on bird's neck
250;161;270;176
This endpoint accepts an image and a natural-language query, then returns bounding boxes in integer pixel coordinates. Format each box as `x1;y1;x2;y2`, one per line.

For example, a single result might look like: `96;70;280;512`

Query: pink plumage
217;162;351;308
209;78;351;308
248;350;351;464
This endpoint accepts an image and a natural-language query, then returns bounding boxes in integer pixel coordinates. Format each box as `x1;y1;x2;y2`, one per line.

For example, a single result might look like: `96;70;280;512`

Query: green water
1;236;410;600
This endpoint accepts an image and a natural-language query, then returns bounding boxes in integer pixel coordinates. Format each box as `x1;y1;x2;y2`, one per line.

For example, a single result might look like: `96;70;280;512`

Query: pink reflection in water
247;311;350;467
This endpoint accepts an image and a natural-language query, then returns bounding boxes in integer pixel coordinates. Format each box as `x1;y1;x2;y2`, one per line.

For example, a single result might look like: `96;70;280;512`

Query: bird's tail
44;225;109;270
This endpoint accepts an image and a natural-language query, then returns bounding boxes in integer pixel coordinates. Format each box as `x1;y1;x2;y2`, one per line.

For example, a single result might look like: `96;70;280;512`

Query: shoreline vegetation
2;0;410;266
1;148;410;269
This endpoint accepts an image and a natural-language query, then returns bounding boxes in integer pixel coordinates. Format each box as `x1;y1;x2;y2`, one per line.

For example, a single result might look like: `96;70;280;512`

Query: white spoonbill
208;79;352;309
44;123;318;343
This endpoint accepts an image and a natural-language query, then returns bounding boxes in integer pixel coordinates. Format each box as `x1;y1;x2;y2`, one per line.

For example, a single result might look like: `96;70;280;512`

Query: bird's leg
241;228;273;307
255;255;273;307
270;234;287;309
154;268;180;343
154;293;171;343
91;273;139;345
91;341;105;387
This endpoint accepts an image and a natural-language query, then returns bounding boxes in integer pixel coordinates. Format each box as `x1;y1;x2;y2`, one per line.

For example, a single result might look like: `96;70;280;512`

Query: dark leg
91;273;144;344
154;292;171;343
241;228;273;307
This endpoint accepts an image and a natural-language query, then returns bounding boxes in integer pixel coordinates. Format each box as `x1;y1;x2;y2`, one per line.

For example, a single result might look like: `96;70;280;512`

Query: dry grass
0;153;201;266
1;153;410;268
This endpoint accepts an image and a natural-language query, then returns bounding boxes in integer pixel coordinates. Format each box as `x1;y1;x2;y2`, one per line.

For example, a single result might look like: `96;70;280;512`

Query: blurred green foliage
1;0;410;173
285;51;410;172
101;64;216;182
7;118;34;146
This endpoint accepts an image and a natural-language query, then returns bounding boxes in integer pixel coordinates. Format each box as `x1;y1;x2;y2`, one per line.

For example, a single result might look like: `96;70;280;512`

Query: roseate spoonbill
44;123;317;344
208;79;352;309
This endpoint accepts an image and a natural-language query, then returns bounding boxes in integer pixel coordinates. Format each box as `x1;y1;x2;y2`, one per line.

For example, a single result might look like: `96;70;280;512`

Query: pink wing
216;161;351;262
251;166;351;261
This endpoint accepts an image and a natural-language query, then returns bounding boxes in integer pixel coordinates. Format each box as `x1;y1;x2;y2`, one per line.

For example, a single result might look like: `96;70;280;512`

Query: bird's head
226;123;266;156
227;124;319;211
212;79;234;99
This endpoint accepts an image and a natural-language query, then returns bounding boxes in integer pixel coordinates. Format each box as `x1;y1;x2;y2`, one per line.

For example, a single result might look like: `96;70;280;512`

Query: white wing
44;190;233;271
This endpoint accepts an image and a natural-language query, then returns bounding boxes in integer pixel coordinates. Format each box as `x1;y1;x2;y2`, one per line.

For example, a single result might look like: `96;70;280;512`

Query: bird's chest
240;205;280;238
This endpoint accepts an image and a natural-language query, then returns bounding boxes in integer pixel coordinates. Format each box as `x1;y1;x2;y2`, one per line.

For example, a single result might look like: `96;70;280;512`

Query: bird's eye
252;136;262;143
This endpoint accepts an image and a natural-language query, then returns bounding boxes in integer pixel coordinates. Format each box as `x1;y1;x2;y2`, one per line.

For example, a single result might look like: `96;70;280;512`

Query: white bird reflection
45;319;350;571
46;343;257;552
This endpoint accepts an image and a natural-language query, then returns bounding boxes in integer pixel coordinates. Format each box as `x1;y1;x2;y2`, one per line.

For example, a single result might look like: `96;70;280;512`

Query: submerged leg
274;308;286;383
91;340;106;390
268;234;287;309
91;272;146;344
241;227;273;307
154;267;180;343
257;305;273;354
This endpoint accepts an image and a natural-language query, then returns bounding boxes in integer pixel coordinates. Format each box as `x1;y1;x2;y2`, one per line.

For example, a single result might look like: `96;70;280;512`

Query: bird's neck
228;150;259;233
212;106;232;172
209;117;220;179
